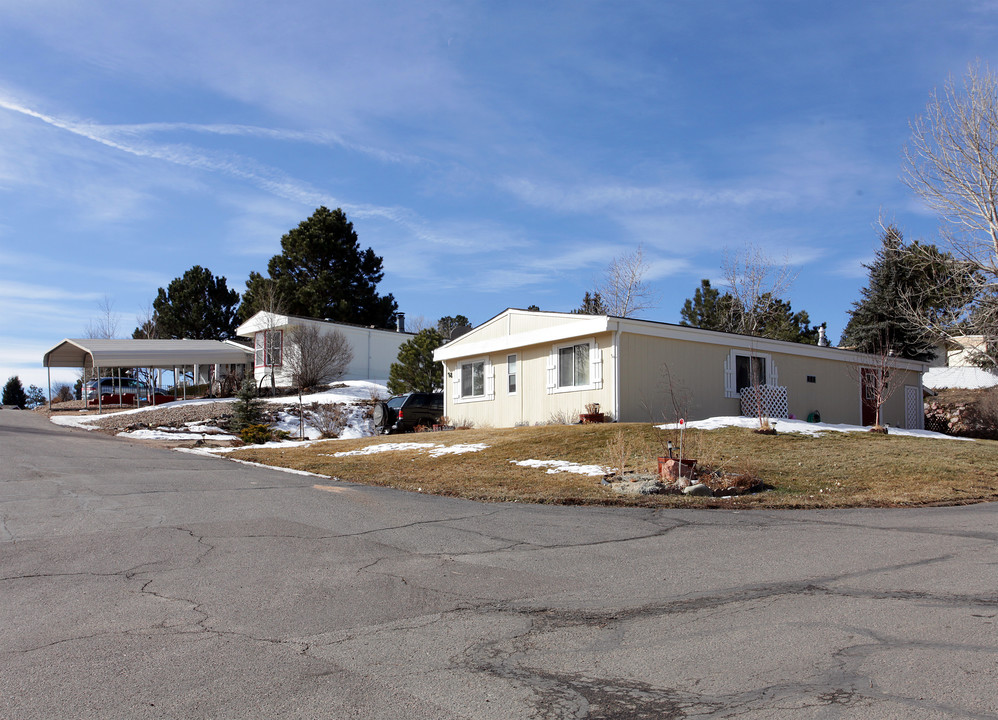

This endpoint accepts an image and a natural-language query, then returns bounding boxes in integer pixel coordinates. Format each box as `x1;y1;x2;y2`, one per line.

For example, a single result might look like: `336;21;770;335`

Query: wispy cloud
0;91;421;230
498;176;792;215
0;280;102;303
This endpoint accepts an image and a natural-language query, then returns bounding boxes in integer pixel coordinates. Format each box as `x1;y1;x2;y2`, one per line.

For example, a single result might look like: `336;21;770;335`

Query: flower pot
658;457;697;480
580;413;605;424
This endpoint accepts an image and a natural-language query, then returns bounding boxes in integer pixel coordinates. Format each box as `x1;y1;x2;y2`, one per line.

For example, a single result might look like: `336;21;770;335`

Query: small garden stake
678;418;685;476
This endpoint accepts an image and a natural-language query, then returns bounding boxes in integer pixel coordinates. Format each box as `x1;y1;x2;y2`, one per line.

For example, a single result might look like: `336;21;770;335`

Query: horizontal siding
618;333;923;427
253;321;409;386
442;331;616;428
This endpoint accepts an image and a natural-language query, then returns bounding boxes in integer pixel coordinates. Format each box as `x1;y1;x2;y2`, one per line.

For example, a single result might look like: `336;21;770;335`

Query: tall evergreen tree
573;291;608;315
2;376;28;408
840;226;967;361
25;385;46;408
152;265;240;340
240;207;397;327
751;295;820;344
387;329;444;395
680;279;820;343
679;280;740;333
437;315;472;340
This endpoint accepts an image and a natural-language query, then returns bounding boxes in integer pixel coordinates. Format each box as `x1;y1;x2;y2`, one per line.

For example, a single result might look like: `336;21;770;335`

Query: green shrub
240;424;275;444
230;378;265;432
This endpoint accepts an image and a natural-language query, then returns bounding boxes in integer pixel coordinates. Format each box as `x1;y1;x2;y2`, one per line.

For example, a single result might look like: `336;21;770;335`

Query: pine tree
240;207;397;327
437;315;472;340
25;385;46;408
680;280;741;333
841;226;967;360
680;279;820;343
229;377;265;431
2;376;29;408
573;291;608;315
387;329;444;395
152;265;240;340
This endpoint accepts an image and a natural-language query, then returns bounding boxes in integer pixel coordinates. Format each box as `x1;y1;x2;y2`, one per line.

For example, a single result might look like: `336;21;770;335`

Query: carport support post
96;365;102;413
47;367;52;412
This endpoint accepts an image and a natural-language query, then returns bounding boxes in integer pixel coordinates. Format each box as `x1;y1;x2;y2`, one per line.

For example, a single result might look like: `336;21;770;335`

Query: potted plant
580;402;605;424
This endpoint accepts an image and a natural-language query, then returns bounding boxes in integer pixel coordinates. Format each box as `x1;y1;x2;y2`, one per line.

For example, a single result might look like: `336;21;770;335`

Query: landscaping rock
603;472;670;495
612;479;667;495
682;483;713;497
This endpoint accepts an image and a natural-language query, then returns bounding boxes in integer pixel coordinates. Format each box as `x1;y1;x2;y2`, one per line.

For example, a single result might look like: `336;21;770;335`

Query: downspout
613;320;621;423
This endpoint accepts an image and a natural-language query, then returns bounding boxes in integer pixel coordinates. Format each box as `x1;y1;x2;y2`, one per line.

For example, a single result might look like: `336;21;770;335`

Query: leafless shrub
284;325;353;390
603;428;634;477
544;409;578;425
976;387;998;427
308;403;350;439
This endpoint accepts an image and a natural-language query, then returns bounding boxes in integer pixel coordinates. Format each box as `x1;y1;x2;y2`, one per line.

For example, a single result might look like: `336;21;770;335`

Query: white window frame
724;349;777;399
255;329;283;368
547;338;602;394
507;353;518;395
452;356;494;403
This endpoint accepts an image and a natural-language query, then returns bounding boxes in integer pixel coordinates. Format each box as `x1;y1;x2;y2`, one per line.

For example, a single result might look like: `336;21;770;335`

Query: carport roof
43;339;254;369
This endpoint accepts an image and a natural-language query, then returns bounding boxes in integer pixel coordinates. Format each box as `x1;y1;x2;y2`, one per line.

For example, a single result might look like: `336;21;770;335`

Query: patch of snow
510;459;609;476
657;416;973;441
923;366;998;390
325;442;489;458
50;414;103;430
119;429;239;441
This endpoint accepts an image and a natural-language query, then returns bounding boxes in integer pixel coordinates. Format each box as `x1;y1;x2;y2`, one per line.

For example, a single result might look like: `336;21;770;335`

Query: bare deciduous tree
904;62;998;276
902;62;998;366
595;245;658;317
284;325;353;390
722;245;798;337
848;335;903;429
85;294;120;339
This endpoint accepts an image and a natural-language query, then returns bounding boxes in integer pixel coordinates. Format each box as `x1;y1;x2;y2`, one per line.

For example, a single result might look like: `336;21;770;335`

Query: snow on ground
119;428;240;441
658;416;973;440
51;380;389;439
923;366;998;390
510;459;608;476
321;442;489;458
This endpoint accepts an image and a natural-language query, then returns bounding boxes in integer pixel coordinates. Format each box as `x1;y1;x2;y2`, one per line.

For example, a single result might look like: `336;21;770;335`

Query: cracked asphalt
2;410;997;719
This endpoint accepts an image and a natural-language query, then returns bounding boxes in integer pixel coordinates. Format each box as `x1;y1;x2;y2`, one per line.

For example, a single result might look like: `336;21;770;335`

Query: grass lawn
227;423;998;509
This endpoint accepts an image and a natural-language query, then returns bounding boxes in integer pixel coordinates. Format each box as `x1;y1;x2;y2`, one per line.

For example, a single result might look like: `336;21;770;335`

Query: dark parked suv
373;392;444;434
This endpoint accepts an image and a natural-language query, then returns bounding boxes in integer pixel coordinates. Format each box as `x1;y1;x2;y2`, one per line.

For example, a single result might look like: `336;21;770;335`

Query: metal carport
42;339;254;411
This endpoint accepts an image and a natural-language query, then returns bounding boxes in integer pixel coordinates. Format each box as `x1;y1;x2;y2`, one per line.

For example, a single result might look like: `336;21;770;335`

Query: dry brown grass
228;423;998;509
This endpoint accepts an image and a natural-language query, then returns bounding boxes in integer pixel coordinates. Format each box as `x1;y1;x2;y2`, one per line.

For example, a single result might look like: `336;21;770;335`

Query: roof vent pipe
396;312;405;333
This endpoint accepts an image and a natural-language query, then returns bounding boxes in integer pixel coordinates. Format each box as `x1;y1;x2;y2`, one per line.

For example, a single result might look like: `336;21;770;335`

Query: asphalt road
1;409;996;719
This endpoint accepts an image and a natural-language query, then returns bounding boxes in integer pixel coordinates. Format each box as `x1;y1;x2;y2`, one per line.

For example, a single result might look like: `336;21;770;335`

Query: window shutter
591;342;603;389
485;363;495;400
724;354;736;398
770;361;778;387
452;366;462;400
546;349;557;394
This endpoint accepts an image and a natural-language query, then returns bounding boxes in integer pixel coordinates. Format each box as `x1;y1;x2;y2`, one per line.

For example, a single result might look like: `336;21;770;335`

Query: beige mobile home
237;312;412;386
433;309;928;429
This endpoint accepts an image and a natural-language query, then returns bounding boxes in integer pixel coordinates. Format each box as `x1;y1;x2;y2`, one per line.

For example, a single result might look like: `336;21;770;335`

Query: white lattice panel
739;385;789;419
905;385;922;430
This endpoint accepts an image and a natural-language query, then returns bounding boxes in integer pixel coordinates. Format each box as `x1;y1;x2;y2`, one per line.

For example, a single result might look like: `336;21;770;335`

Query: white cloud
0;280;102;302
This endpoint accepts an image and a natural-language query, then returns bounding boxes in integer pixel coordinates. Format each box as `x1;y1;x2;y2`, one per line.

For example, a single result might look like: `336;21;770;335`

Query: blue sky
2;1;996;390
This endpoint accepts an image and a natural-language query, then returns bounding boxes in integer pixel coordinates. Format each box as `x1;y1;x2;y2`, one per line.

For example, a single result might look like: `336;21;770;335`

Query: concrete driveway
1;409;996;719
